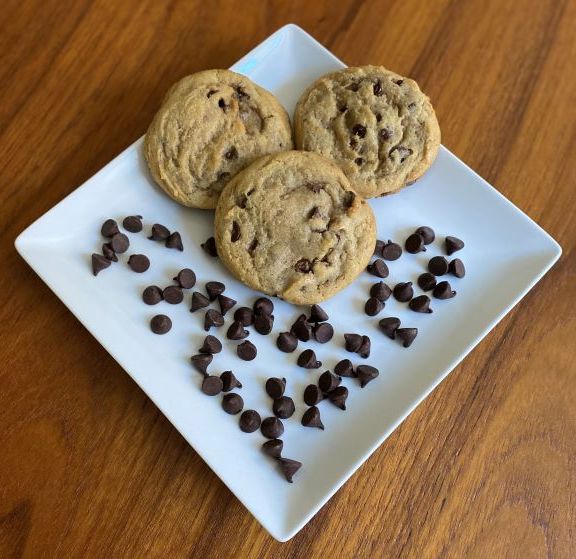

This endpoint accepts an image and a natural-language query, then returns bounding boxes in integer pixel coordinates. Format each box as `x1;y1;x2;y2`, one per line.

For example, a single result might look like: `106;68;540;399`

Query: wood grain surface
1;0;575;557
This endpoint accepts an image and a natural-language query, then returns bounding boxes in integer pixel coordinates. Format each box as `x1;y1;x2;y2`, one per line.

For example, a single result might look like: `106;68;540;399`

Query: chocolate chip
376;113;383;122
433;281;457;299
319;371;341;393
199;335;222;354
301;406;324;430
338;103;348;112
405;233;425;254
128;254;150;273
449;258;466;278
297;349;321;369
248;239;258;255
273;396;295;419
276;332;298;353
261;417;284;439
225;146;238;160
408;102;416;110
148;223;170;241
344;333;363;353
395;328;418;348
206;281;225;301
358;335;371;358
356;365;379;388
334;359;355;378
101;219;119;237
445;236;465;255
218;98;227;111
370;281;392;302
222;393;243;414
409;295;433;313
393;79;404;86
428;256;449;276
355;157;364;166
237;340;257;361
150;314;171;334
416;226;435;244
123;215;143;233
234;307;254;326
328;386;348;410
304;384;324;406
254;313;274;335
217;294;237;316
201;375;223;396
110;233;130;254
207;89;217;98
143;285;163;305
291;314;312;342
352;124;367;138
173;268;196;289
163;285;183;304
231;221;241;242
204;309;224;331
374;240;385;256
278;458;302;483
165;232;183;251
313;323;334;343
217;171;231;181
379;317;401;339
367;259;389;278
295;258;312;273
239;410;261;433
373;79;383;96
227;320;249;340
308;304;328;323
265;377;286;399
253;297;274;316
418;273;437;291
102;243;117;262
91;253;111;276
365;297;384;316
190;291;210;312
190;353;212;375
393;282;414;302
201;237;218;257
233;85;249;99
348;82;360;92
262;439;283;459
381;241;402;261
220;370;242;391
380;128;392;140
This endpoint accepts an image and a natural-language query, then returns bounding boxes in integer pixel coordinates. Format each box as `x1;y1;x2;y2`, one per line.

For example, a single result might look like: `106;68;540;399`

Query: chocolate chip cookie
144;70;293;209
294;66;440;198
214;151;376;304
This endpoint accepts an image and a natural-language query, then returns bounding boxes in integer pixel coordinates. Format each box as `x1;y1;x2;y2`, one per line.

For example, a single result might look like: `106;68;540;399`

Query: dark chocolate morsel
165;232;183;251
328;386;348;409
101;219;119;237
433;281;457;299
204;308;224;331
91;253;111;276
190;353;212;375
318;371;341;393
234;306;254;326
239;410;261;433
261;417;284;439
253;297;274;316
277;332;298;353
102;243;117;262
127;254;150;273
374;239;385;256
231;221;241;242
220;370;242;392
173;268;196;289
148;223;170;241
356;365;379;388
418;272;437;291
409;295;433;313
142;285;163;305
262;439;283;459
123;215;143;233
381;240;402;261
265;377;286;399
291;314;312;342
199;334;222;354
217;294;237;316
365;297;384;316
344;333;363;353
304;384;324;406
313;323;334;343
297;349;322;369
395;328;418;348
334;359;355;378
227;320;249;340
308;304;329;323
273;396;295;419
254;313;274;335
358;335;371;358
201;237;218;257
190;291;210;312
367;258;389;278
301;406;324;430
201;375;223;396
222;393;243;414
278;457;302;483
206;281;225;301
405;233;425;254
110;233;130;254
163;285;183;304
449;258;466;278
150;314;171;334
445;236;465;255
378;317;401;339
237;340;257;361
428;256;449;276
416;226;435;244
393;282;414;302
370;281;392;302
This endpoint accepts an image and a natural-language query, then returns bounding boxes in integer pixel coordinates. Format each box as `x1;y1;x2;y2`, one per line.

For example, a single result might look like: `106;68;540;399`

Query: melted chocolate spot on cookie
218;98;228;111
408;102;416;110
376;113;382;122
248;239;258;255
343;191;356;208
349;138;358;150
295;259;312;273
225;147;238;160
352;124;367;138
393;79;404;86
338;103;348;113
231;221;241;242
308;206;322;219
373;80;383;96
207;89;218;98
237;195;248;209
218;171;231;181
347;82;360;92
234;85;249;99
355;157;364;166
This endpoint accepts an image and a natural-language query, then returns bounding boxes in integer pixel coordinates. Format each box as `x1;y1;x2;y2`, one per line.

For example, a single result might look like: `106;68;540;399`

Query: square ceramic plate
15;24;561;541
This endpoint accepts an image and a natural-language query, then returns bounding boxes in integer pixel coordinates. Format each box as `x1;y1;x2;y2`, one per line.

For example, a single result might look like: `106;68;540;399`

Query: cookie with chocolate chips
294;65;440;197
144;70;293;209
214;151;376;304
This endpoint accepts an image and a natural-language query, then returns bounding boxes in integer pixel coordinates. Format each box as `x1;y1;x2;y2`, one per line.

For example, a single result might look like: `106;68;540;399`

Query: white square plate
15;24;561;541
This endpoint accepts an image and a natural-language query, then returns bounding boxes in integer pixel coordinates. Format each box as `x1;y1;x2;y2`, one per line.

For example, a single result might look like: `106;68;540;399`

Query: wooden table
1;1;575;556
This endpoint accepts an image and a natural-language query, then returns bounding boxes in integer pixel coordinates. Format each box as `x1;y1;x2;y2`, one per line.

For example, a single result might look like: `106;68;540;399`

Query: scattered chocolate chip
254;314;274;335
206;281;225;301
202;375;223;396
352;124;367;138
405;233;425;254
248;239;258;255
418;273;437;291
348;81;360;92
218;98;227;111
356;365;379;388
277;332;298;353
227;320;249;340
217;294;237;316
358;335;371;358
338;103;348;112
433;281;457;299
230;221;241;242
190;353;212;375
142;285;163;305
304;384;324;406
163;285;183;304
102;243;117;262
313;323;334;343
123;215;143;233
148;223;170;241
370;281;392;302
207;89;217;98
367;259;389;278
291;314;312;342
190;291;210;312
234;307;254;326
150;314;171;334
376;113;383;122
381;240;402;261
233;85;249;99
393;282;414;302
165;232;183;251
380;128;392;140
297;349;322;369
374;239;385;256
225;146;238;160
302;406;324;430
365;297;384;316
201;237;218;257
266;377;286;399
222;393;243;414
253;297;274;316
355;157;364;166
449;258;466;278
393;79;404;86
416;226;435;244
379;317;401;339
373;79;383;96
273;396;295;419
239;410;261;433
204;309;224;331
329;386;349;410
199;335;222;354
220;371;242;391
110;233;130;254
262;439;283;459
428;256;449;276
319;371;341;393
261;417;284;439
344;334;363;353
173;268;196;289
308;304;328;323
409;295;433;313
295;258;312;273
237;340;257;361
335;359;355;378
278;458;302;483
101;219;119;237
127;254;150;273
395;328;418;348
91;253;111;276
445;236;465;255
